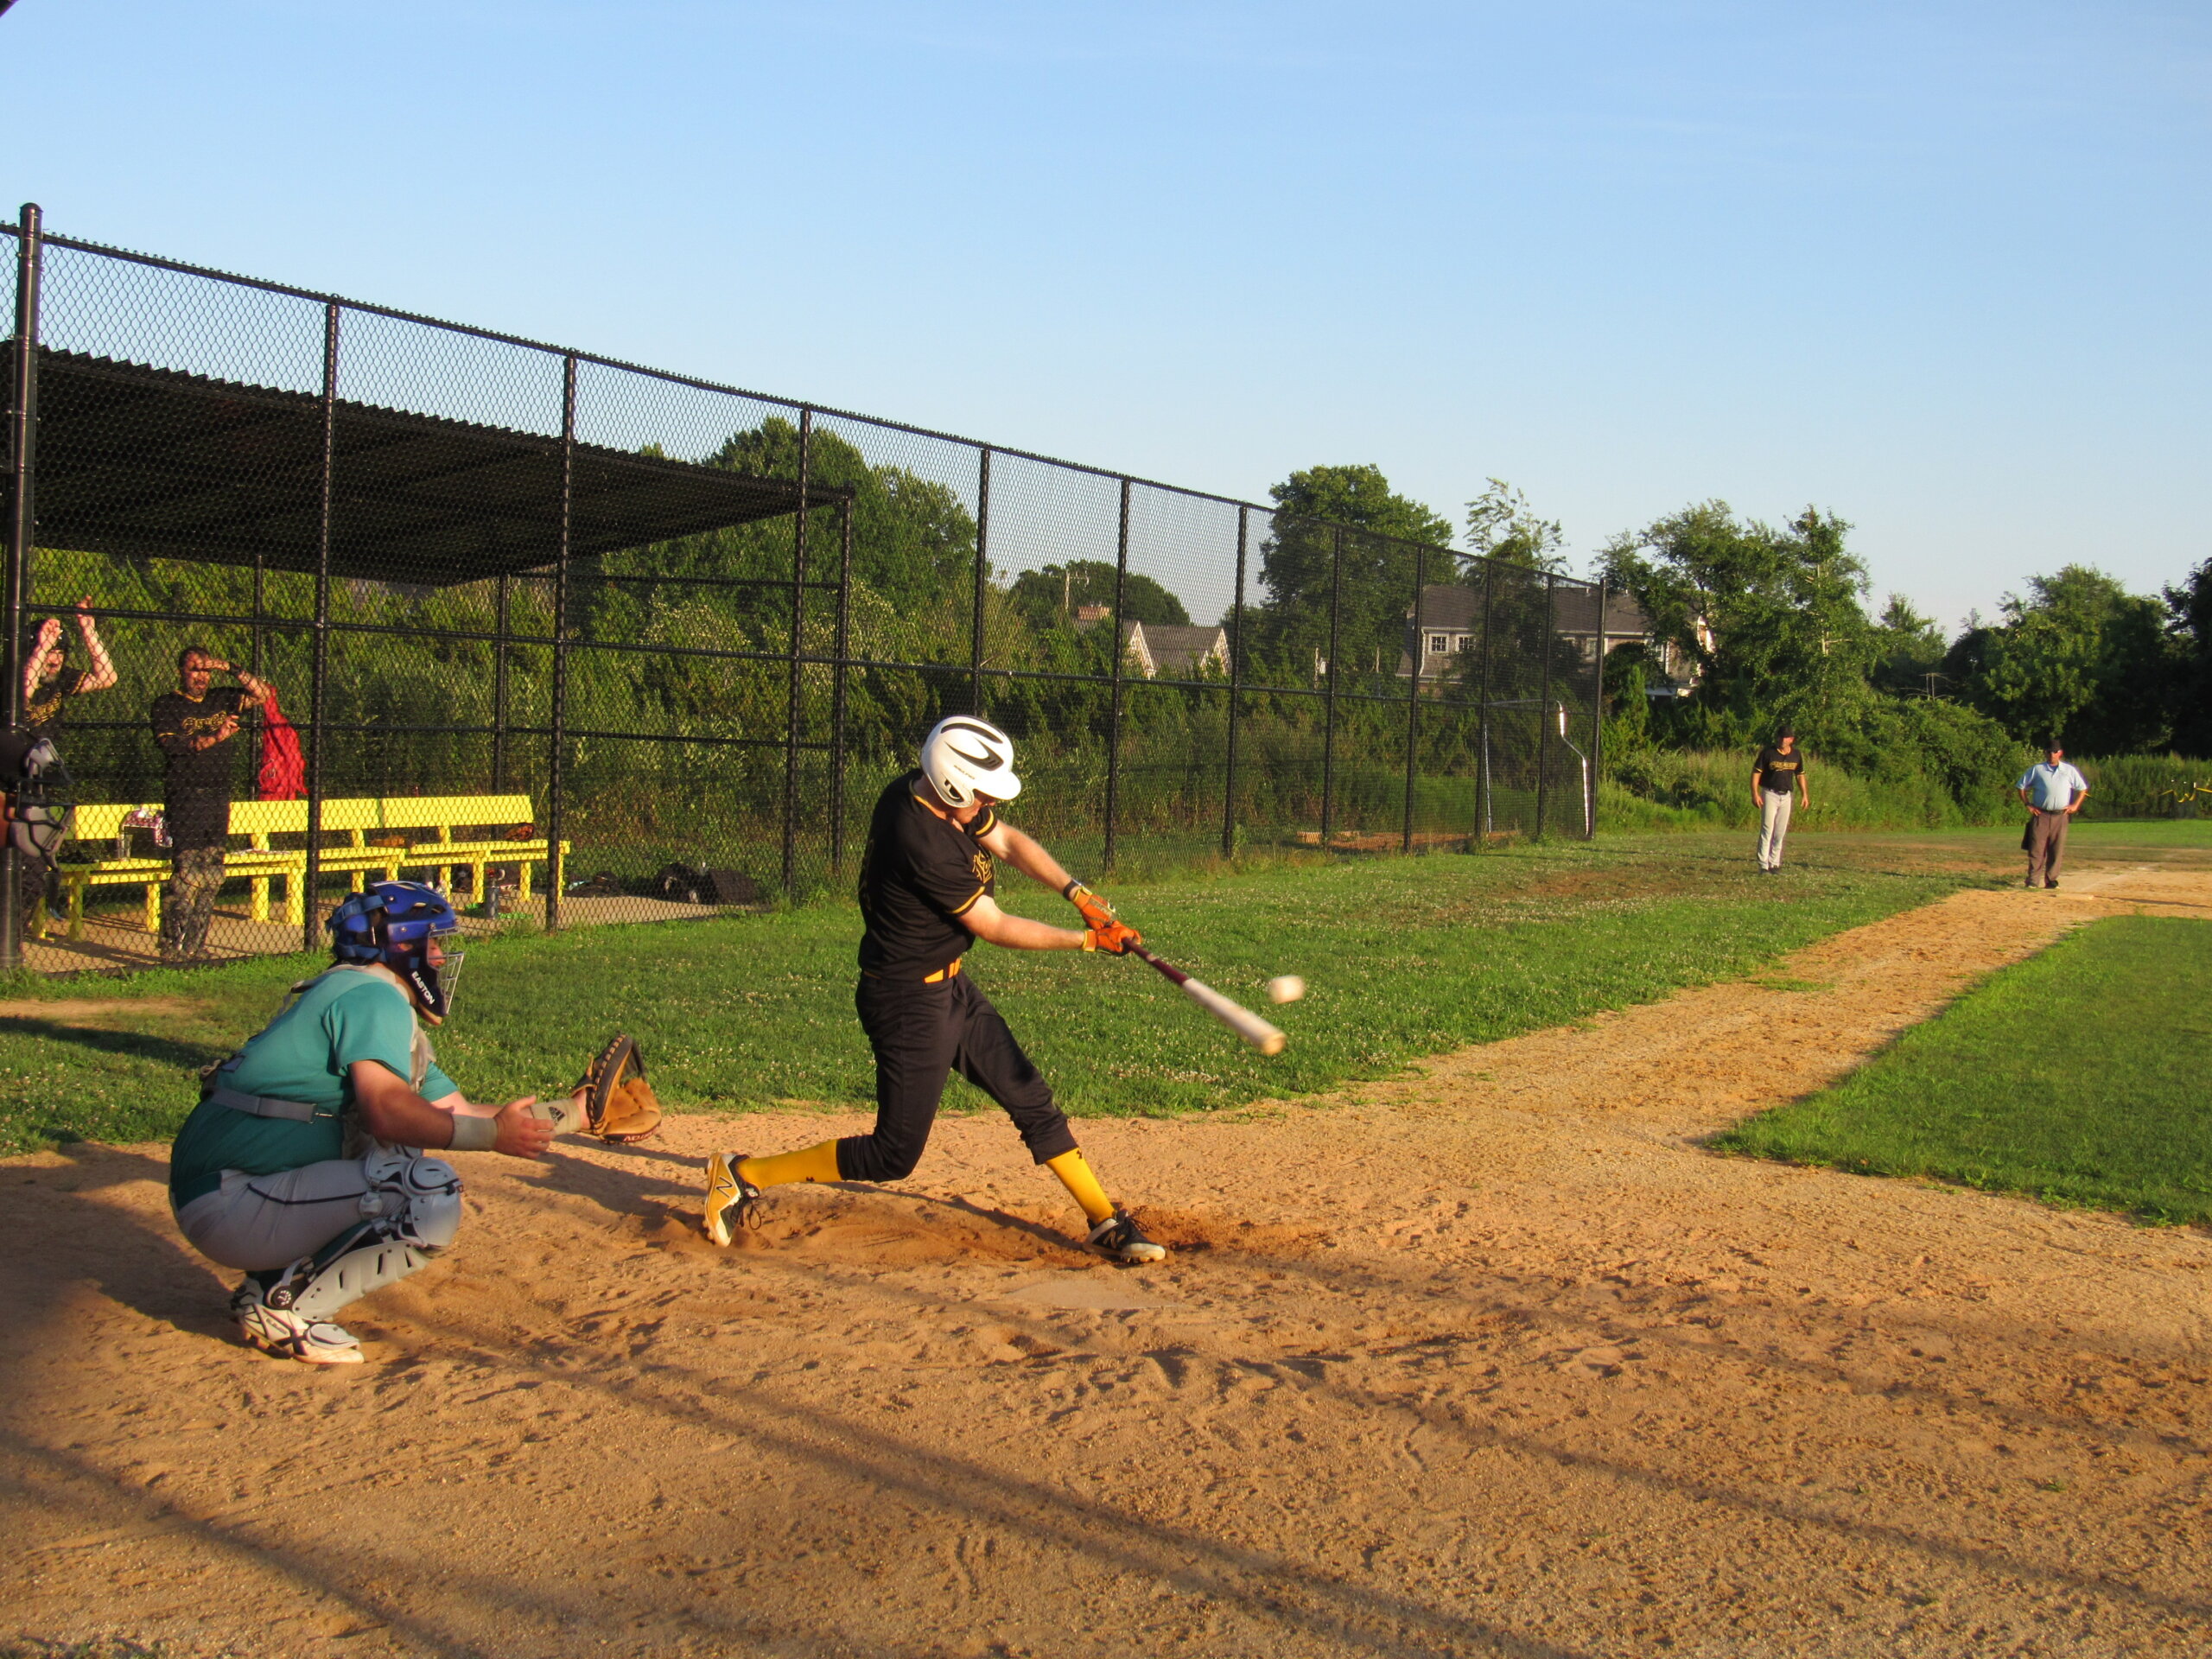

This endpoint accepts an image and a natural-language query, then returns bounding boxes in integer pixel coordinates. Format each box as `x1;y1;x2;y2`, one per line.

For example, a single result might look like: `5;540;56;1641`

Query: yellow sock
1046;1149;1116;1224
738;1140;842;1189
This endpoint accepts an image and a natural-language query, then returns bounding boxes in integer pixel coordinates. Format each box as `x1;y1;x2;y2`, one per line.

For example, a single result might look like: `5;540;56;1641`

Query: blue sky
2;1;2204;632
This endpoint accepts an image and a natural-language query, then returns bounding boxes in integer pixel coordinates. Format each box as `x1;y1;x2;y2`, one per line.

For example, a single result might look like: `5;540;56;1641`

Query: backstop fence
2;207;1621;972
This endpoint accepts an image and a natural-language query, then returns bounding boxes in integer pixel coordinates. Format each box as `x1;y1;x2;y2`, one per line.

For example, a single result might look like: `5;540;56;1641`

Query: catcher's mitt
575;1033;662;1144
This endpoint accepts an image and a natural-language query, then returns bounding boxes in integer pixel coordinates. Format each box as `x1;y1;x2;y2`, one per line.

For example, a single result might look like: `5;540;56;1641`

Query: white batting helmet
920;715;1022;809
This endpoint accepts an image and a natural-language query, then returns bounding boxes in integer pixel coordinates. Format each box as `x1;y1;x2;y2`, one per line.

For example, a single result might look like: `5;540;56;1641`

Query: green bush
1604;741;2209;830
2075;754;2212;819
1602;748;1993;830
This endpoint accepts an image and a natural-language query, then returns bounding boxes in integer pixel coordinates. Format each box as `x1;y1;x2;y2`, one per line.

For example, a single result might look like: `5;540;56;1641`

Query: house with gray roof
1122;620;1230;679
1394;584;1694;693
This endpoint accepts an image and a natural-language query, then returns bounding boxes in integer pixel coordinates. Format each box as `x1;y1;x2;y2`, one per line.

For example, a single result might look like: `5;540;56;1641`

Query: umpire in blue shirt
2016;743;2089;889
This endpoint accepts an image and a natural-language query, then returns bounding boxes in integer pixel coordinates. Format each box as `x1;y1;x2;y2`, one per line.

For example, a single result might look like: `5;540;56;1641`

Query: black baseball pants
840;971;1077;1183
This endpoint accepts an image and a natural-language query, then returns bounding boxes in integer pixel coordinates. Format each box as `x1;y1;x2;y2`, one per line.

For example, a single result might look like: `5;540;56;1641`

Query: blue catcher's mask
327;880;466;1023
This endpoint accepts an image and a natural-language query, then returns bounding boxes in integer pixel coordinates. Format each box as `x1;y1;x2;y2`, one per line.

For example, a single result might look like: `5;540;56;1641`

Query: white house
1393;584;1697;694
1121;620;1230;679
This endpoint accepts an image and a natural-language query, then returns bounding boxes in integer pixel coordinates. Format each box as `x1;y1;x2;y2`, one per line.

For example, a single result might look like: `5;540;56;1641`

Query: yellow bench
63;803;307;936
275;796;567;906
58;795;569;939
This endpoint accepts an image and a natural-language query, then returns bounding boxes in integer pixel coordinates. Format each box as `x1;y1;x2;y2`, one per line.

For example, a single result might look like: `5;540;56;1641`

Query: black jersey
151;687;250;849
857;771;999;977
1754;745;1806;796
23;666;86;737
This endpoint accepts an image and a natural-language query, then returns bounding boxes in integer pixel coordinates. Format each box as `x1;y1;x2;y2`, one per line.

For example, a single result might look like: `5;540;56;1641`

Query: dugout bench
55;794;569;939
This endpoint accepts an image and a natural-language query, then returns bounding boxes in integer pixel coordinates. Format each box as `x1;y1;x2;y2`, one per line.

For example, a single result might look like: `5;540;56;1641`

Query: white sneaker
238;1300;363;1364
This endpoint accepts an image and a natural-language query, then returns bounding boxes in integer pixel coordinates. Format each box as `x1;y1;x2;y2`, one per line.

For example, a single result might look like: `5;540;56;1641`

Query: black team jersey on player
24;667;87;739
1753;745;1805;797
855;771;999;979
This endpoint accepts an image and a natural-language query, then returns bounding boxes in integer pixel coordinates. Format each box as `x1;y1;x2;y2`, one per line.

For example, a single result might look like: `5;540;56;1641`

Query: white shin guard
265;1147;463;1319
270;1233;431;1319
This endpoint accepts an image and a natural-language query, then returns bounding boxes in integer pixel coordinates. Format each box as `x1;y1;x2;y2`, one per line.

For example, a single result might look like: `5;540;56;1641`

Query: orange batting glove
1084;919;1142;955
1064;879;1119;933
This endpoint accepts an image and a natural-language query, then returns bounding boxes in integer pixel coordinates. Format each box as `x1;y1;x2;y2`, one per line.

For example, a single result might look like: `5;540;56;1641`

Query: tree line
30;429;1583;881
1269;462;2210;820
48;422;2183;874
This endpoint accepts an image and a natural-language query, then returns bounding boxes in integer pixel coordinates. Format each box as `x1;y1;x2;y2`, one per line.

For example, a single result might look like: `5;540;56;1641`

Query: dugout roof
21;345;847;586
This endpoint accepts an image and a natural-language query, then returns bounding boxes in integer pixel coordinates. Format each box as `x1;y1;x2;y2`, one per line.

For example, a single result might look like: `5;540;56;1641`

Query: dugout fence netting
1;212;1616;972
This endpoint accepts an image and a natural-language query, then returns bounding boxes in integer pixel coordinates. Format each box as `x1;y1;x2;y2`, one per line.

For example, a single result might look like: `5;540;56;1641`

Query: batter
704;716;1166;1264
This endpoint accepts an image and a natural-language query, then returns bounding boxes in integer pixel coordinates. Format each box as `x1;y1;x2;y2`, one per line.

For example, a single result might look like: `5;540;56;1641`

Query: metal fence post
781;408;811;898
1103;477;1130;874
1221;505;1247;859
249;553;265;785
1475;558;1496;846
1319;524;1344;849
829;493;853;875
2;203;43;971
1589;578;1606;840
303;301;338;952
1402;543;1426;855
1535;571;1556;840
970;445;991;717
544;353;575;932
490;573;510;790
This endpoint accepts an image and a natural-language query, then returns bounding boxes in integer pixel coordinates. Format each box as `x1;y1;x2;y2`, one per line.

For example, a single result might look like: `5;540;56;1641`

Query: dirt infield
4;865;2210;1657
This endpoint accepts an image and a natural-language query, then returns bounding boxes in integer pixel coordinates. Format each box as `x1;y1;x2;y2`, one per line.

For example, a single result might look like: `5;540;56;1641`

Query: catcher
166;880;628;1365
703;715;1166;1264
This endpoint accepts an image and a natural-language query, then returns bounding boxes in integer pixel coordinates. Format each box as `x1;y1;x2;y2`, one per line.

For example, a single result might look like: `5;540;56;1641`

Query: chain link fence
2;209;1618;973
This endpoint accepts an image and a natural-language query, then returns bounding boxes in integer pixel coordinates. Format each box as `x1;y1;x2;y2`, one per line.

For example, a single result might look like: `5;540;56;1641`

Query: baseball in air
1266;975;1306;1005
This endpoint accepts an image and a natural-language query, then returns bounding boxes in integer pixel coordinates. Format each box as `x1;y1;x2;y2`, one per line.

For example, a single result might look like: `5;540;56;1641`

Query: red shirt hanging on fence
257;686;305;801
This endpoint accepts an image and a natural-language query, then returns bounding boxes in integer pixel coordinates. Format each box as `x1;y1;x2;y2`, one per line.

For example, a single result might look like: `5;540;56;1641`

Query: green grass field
0;831;1982;1155
1716;914;2212;1224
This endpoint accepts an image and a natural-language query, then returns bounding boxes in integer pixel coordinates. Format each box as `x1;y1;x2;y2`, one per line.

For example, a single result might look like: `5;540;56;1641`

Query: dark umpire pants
2025;809;2070;887
841;971;1078;1184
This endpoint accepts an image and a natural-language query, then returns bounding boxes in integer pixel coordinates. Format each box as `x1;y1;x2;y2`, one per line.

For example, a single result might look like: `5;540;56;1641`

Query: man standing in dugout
151;647;273;964
704;715;1167;1264
1751;727;1810;873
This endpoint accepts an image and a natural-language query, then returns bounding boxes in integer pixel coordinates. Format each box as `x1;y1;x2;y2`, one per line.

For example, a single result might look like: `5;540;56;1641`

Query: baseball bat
1126;944;1287;1056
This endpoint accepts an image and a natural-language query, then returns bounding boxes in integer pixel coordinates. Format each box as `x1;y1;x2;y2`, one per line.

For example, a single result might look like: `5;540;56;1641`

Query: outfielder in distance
704;716;1167;1264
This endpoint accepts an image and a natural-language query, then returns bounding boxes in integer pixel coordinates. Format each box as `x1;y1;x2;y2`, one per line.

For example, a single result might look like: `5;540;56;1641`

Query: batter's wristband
448;1114;499;1152
1062;878;1088;901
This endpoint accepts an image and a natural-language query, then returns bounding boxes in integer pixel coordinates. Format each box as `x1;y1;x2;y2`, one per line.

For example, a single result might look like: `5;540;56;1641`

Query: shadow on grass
0;1015;226;1073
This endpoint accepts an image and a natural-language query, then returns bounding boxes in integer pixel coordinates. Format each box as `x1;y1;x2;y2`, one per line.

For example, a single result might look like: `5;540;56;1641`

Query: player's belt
205;1083;337;1123
861;957;963;984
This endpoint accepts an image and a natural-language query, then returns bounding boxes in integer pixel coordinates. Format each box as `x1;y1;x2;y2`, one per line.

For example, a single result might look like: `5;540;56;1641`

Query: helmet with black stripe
919;716;1021;810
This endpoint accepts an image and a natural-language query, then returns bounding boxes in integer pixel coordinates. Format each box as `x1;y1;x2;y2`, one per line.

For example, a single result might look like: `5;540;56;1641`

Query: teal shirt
168;969;457;1208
